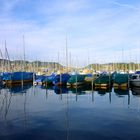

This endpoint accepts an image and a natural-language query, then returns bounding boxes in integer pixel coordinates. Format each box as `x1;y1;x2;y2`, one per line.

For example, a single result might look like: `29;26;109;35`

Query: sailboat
67;73;87;87
3;37;33;86
113;73;129;88
53;35;70;86
94;72;112;88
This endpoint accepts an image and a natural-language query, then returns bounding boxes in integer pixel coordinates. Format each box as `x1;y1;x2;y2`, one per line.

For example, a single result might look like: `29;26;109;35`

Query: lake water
0;85;140;140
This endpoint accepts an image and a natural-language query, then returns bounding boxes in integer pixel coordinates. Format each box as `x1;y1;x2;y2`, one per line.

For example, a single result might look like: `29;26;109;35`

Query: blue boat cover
53;73;71;85
135;71;140;74
3;72;33;81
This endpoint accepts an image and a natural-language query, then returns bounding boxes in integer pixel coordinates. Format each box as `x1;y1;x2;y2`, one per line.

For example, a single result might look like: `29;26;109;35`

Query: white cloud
110;0;139;10
0;0;140;67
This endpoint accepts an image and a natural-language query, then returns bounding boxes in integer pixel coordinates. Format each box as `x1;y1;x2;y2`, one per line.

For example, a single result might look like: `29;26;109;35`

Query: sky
0;0;140;67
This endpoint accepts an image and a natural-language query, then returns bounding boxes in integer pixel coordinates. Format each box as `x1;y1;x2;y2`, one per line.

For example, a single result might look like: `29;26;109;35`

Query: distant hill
0;59;63;73
86;62;139;72
0;59;139;72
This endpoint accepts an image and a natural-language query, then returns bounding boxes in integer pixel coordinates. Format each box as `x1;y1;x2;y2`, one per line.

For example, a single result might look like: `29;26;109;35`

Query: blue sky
0;0;140;67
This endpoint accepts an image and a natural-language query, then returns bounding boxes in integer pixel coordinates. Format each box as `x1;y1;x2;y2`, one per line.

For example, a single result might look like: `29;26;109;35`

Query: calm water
0;85;140;140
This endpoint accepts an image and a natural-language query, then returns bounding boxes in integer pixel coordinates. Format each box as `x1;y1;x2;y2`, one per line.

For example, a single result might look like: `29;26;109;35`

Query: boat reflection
95;87;112;95
131;87;140;96
68;87;86;95
53;86;68;94
7;83;32;94
114;88;130;105
114;88;129;96
0;85;30;125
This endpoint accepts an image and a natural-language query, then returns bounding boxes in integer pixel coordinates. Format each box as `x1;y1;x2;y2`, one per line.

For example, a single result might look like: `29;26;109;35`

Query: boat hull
94;83;109;87
94;75;112;88
130;80;140;87
113;83;128;89
131;87;140;95
5;79;33;85
113;73;129;88
67;82;84;87
53;73;70;86
2;72;33;85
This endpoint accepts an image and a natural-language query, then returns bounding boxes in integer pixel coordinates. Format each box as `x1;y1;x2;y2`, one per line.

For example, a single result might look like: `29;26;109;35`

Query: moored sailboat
113;73;129;88
67;74;87;87
53;73;70;86
94;73;112;88
2;71;34;85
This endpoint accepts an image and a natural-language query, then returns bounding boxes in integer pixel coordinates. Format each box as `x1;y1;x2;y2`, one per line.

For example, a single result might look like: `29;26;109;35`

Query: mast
23;35;26;72
65;37;69;140
21;35;26;88
121;47;125;72
0;49;4;72
66;35;68;73
5;41;12;72
58;51;62;84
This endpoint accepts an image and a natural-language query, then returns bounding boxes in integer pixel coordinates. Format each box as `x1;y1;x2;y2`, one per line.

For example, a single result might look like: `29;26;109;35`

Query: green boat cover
94;75;112;84
67;74;87;84
113;73;129;84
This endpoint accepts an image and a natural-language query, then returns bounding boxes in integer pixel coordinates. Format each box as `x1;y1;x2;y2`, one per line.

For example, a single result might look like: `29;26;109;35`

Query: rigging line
0;49;4;72
5;41;13;72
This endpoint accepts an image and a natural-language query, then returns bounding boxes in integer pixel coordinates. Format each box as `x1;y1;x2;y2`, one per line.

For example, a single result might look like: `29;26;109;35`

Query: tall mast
5;40;12;72
21;35;26;88
58;51;60;72
66;34;68;73
0;49;4;72
121;47;124;72
23;35;26;71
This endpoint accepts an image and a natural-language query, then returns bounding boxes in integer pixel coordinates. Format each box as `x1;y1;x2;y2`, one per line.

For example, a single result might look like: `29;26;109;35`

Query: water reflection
68;87;87;95
131;87;140;95
114;88;129;96
8;84;32;94
53;86;68;94
0;85;140;140
95;87;112;95
114;88;130;105
0;84;30;123
0;89;12;120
